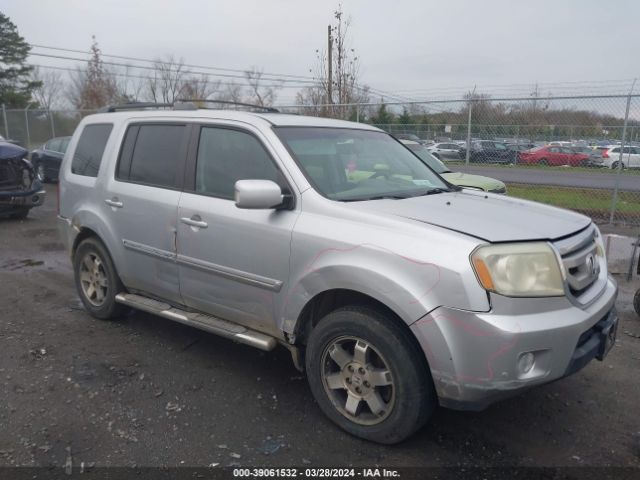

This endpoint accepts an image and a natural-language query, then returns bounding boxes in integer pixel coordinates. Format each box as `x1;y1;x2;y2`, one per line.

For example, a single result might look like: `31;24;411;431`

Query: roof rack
176;99;279;113
97;102;179;113
98;100;280;114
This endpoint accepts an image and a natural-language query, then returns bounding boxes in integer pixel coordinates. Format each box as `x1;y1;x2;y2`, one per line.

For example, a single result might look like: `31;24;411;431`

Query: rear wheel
634;289;640;316
538;158;549;166
73;237;127;320
611;161;625;170
305;305;435;444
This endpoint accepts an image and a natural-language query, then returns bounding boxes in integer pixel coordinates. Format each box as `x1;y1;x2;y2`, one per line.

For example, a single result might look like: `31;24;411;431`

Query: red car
518;146;590;166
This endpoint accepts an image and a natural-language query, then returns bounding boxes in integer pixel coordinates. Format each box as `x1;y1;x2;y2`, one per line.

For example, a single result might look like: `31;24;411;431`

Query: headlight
471;242;564;297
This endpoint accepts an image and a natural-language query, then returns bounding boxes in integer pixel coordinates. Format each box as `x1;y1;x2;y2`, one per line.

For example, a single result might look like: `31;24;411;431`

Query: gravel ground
1;185;639;470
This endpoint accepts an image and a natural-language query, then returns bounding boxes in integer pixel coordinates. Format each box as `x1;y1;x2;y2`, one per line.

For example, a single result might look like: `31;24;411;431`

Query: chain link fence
2;94;639;230
282;94;640;229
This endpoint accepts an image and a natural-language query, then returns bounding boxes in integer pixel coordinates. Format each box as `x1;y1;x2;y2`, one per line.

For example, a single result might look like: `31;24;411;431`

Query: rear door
176;123;299;336
104;122;190;304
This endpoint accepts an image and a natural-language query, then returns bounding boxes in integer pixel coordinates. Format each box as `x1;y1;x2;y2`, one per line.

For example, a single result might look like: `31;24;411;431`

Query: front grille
553;225;602;304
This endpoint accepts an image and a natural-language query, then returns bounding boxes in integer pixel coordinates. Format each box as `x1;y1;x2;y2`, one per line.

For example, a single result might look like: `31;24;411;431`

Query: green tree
396;107;412;125
370;103;394;125
0;12;40;107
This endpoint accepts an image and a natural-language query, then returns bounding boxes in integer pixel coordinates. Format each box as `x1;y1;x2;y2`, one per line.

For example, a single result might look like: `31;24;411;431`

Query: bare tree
244;67;281;107
180;74;220;103
146;55;187;103
297;4;369;118
31;66;65;110
116;64;146;103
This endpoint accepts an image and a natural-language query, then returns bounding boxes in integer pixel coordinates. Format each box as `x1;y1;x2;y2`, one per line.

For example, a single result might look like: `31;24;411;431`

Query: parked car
601;145;640;169
458;140;517;164
31;136;71;182
400;140;506;193
393;133;427;145
426;142;462;160
571;146;604;167
58;104;618;444
0;141;46;219
518;146;590;166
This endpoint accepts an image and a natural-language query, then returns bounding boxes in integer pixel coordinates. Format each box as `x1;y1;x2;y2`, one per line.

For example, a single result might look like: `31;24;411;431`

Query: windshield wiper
341;194;411;202
414;187;449;196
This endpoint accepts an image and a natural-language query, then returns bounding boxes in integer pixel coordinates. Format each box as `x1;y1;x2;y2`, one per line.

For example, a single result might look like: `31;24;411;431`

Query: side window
611;147;620;153
195;127;280;199
71;124;113;177
47;138;61;152
117;124;185;189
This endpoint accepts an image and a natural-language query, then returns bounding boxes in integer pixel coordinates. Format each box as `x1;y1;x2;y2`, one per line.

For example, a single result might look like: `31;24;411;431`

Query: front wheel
634;289;640;316
538;158;549;166
305;306;435;444
73;237;127;320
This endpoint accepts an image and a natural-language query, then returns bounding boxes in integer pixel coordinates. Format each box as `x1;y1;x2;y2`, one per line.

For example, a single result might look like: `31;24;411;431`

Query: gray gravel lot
1;185;639;469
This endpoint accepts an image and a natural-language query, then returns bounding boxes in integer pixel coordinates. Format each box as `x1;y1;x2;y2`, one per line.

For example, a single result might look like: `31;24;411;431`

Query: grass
506;184;640;221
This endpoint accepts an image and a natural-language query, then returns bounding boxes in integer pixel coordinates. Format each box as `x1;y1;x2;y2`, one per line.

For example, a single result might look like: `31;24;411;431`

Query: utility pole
327;25;333;107
465;85;476;167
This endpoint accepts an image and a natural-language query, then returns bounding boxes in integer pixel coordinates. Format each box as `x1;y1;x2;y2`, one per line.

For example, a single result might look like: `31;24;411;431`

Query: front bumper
410;275;618;411
0;186;46;209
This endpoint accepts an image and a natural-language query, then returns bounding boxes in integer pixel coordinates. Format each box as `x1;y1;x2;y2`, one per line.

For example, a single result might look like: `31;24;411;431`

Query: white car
601;145;640;169
426;142;462;160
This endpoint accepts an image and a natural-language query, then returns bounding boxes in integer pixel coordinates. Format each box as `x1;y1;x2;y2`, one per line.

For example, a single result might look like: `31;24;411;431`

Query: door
177;124;299;336
104;123;190;304
630;147;640;168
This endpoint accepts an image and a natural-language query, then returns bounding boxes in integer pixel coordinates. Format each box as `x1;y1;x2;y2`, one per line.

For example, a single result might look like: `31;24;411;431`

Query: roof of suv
81;109;381;131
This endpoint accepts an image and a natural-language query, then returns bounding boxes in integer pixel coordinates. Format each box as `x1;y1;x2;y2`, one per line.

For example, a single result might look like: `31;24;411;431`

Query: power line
30;43;316;81
28;63;313;89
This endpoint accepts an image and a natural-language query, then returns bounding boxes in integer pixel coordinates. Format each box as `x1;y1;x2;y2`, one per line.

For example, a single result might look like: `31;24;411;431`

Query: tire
8;207;30;220
73;237;127;320
611;161;625;170
305;305;435;444
538;158;549;166
634;289;640;317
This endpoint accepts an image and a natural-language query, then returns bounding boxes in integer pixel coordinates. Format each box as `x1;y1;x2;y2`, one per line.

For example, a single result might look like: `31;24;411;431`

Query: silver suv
58;104;618;444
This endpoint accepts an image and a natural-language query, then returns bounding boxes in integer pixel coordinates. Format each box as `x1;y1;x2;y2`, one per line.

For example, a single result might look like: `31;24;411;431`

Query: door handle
180;216;208;229
105;198;123;208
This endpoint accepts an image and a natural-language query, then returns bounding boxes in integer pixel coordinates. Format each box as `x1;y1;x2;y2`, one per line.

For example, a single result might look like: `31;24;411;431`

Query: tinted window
47;138;61;152
560;147;574;154
195;127;280;199
71;124;113;177
611;147;620;153
59;137;71;153
123;124;185;188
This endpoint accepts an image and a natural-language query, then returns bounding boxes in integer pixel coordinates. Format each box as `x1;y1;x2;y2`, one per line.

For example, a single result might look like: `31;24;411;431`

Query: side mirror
234;179;284;209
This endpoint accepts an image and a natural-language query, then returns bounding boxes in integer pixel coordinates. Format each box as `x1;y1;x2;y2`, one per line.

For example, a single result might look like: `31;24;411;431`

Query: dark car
459;140;516;164
0;142;46;219
30;136;71;182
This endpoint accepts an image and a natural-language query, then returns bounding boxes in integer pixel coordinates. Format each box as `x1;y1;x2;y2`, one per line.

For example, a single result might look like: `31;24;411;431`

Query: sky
2;0;640;105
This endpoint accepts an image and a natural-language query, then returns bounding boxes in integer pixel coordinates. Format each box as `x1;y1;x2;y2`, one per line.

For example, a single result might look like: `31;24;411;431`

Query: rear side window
117;124;186;189
71;124;113;177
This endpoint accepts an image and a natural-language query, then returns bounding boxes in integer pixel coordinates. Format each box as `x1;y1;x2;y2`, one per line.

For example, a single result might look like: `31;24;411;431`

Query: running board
115;293;277;351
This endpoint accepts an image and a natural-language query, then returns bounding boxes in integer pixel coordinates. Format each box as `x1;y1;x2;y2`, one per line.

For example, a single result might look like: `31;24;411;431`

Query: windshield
404;143;450;174
275;127;450;201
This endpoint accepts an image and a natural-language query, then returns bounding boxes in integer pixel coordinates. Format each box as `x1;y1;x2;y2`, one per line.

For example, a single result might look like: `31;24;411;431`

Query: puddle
0;252;71;272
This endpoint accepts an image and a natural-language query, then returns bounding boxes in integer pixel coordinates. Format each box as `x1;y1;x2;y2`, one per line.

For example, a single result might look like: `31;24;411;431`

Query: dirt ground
1;185;639;470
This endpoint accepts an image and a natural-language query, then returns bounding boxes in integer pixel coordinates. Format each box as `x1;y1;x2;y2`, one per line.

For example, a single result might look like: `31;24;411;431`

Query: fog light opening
32;195;39;203
517;352;535;374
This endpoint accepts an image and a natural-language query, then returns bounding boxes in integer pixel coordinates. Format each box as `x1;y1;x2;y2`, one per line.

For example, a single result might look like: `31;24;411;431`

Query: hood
441;171;505;191
347;190;591;242
0;141;28;161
